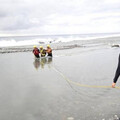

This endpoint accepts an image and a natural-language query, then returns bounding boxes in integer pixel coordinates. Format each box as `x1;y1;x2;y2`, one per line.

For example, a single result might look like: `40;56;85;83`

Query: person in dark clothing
33;46;40;58
112;54;120;88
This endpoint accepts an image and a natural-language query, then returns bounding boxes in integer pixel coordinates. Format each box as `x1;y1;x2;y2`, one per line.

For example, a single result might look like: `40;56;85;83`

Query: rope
52;66;120;89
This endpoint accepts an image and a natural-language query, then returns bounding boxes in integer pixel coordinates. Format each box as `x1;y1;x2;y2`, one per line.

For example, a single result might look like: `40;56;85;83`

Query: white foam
0;39;37;47
0;33;120;47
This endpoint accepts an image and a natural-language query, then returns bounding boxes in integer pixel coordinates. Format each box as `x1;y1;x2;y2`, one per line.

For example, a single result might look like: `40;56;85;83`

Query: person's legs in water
48;53;52;57
112;54;120;88
35;54;40;58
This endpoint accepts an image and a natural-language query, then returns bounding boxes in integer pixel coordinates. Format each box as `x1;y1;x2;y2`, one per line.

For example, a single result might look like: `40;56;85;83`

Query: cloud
0;0;120;35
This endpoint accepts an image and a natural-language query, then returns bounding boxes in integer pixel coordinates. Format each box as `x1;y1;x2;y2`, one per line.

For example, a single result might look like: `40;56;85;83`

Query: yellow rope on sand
52;66;120;89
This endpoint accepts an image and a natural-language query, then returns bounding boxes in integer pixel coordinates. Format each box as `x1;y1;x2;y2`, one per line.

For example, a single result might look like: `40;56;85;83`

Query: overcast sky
0;0;120;35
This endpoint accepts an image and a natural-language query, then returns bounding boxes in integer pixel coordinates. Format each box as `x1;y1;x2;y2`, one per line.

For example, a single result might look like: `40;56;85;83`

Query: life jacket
33;48;39;55
47;48;52;54
40;49;46;57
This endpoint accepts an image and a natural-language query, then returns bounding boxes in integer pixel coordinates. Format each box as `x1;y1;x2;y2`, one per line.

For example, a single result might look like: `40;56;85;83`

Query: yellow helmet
40;46;43;48
47;45;50;48
33;45;37;48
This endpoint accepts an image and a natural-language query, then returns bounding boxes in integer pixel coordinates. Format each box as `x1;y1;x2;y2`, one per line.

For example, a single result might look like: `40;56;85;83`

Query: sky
0;0;120;36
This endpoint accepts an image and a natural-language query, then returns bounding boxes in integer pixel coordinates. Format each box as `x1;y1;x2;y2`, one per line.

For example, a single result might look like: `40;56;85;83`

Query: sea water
0;33;120;53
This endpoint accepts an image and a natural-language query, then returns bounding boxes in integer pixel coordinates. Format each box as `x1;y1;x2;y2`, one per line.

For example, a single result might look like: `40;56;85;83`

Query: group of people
33;44;120;88
33;45;52;58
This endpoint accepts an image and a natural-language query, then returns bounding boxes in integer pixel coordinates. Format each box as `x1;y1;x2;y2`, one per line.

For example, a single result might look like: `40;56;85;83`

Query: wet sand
0;47;120;120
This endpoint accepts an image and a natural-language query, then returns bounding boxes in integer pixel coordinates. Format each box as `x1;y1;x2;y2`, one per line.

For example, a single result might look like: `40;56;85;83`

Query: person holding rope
112;54;120;88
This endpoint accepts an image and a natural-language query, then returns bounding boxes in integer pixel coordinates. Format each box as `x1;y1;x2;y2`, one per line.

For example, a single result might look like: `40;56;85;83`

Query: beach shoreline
0;46;120;120
0;35;120;54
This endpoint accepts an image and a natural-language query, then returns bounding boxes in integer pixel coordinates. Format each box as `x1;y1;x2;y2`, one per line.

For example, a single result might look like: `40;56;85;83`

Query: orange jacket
46;48;52;54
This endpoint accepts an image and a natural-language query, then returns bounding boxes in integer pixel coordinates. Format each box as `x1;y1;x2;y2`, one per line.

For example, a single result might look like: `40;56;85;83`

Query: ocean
0;33;120;53
0;33;120;120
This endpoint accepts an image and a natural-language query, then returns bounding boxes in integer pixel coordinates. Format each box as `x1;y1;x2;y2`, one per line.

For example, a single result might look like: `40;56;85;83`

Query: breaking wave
0;33;120;47
0;33;120;54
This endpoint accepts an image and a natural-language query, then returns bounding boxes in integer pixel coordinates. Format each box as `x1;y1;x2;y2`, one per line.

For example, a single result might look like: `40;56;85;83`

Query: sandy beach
1;0;120;119
0;46;120;120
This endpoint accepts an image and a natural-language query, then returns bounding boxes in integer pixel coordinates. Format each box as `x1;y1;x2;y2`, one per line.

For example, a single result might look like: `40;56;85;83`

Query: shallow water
0;47;120;120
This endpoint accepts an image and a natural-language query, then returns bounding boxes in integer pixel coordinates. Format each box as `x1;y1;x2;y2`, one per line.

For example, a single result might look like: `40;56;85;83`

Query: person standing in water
112;54;120;88
40;46;46;57
33;46;40;58
46;45;52;57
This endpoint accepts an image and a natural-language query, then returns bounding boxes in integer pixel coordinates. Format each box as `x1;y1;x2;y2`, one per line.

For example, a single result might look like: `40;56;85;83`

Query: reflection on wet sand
40;57;47;69
33;58;40;70
47;57;52;64
33;57;52;69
